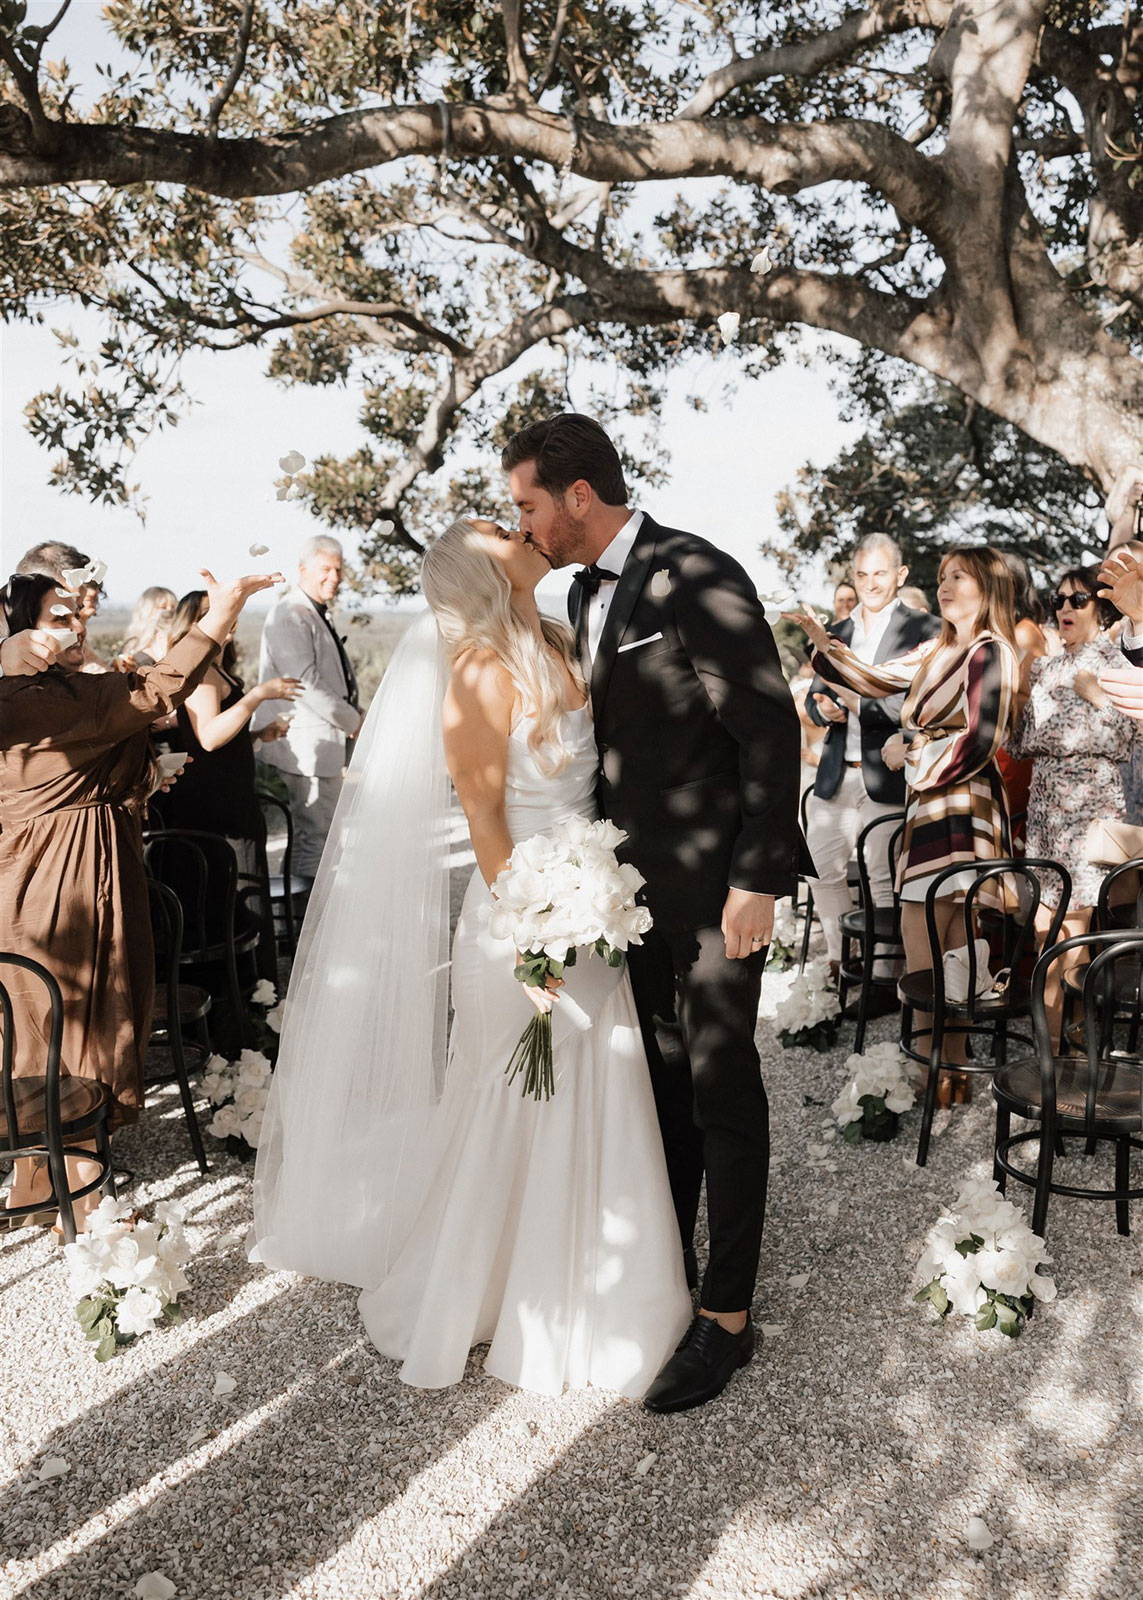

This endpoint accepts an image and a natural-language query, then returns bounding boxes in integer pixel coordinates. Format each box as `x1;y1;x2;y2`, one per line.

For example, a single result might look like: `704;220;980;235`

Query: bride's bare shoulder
446;648;514;724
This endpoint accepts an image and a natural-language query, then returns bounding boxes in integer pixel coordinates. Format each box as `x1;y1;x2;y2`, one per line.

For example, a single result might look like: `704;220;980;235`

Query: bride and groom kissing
252;414;811;1413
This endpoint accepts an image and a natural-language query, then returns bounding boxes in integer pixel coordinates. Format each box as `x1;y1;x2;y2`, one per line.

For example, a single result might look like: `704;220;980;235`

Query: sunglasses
1050;592;1094;613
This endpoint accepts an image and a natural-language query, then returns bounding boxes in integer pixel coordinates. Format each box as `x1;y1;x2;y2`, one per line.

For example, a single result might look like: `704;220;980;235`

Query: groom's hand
721;888;775;961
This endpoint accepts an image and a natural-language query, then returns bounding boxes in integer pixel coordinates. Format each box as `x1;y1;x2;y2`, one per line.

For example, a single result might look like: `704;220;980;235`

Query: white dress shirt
844;599;900;762
585;510;644;662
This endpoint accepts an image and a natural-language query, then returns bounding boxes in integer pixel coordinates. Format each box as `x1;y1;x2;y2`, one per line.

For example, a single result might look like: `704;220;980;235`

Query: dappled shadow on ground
4;1019;1143;1599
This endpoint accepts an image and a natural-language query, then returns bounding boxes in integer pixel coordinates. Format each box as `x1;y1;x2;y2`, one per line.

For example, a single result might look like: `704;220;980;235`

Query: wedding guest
791;661;826;773
789;547;1020;1099
833;580;858;622
255;536;363;881
0;567;278;1228
1009;565;1135;1030
997;551;1049;849
151;590;302;980
804;534;940;985
122;586;177;665
898;585;931;612
1;543;90;641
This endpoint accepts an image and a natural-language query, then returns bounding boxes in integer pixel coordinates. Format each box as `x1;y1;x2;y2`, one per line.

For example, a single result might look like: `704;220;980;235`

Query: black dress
151;669;277;986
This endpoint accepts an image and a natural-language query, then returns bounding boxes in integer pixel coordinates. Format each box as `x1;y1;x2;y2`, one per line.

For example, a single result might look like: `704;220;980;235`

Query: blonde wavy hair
422;518;587;775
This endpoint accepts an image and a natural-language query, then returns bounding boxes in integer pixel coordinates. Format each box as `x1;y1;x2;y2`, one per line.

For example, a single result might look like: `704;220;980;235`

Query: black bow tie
572;564;621;597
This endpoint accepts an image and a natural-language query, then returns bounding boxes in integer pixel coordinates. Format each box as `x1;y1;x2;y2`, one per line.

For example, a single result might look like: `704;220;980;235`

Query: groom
504;414;810;1412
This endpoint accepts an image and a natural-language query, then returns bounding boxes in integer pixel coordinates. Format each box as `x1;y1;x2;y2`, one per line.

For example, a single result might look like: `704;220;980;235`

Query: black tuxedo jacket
569;514;811;929
1122;636;1143;668
808;604;941;804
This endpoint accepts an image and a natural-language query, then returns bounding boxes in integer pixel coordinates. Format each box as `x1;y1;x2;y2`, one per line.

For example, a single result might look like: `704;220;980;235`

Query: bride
252;517;691;1396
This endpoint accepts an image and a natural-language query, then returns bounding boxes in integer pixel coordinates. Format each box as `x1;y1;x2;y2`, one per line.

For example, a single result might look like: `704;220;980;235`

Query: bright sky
0;3;857;612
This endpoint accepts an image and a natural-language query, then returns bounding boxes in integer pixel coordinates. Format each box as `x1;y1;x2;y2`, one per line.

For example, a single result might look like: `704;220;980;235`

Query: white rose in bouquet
116;1287;164;1339
489;818;653;1100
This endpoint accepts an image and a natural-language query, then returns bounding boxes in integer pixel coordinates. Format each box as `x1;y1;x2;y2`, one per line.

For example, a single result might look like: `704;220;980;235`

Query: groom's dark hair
502;414;628;506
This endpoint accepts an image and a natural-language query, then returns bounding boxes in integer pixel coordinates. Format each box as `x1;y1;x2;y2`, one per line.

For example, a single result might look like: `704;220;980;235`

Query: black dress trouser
626;925;770;1313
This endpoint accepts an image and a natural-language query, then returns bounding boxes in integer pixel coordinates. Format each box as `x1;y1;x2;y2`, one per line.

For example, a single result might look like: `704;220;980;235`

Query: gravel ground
3;958;1143;1600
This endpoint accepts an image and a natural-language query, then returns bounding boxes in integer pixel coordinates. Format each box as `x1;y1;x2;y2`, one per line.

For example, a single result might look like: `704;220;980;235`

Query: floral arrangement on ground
771;957;840;1051
64;1195;191;1360
832;1042;916;1142
203;979;281;1158
913;1177;1056;1338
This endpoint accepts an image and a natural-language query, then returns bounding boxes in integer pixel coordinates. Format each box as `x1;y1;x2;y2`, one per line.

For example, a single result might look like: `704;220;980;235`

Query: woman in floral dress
1009;565;1137;1031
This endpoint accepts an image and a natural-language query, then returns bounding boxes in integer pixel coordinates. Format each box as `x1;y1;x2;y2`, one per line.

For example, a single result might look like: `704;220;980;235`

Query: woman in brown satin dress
0;567;280;1225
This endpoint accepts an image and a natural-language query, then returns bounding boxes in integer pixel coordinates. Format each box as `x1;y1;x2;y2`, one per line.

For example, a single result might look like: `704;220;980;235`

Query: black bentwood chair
0;954;115;1244
837;810;906;1054
144;829;261;1053
256;791;309;955
146;879;210;1175
898;859;1071;1167
1060;858;1143;1058
994;930;1143;1239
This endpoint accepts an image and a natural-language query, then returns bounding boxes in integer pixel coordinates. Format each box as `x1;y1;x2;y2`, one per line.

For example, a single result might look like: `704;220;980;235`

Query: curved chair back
924;858;1072;1020
1030;929;1143;1128
1094;857;1143;932
0;953;64;1155
854;810;906;921
144;829;238;962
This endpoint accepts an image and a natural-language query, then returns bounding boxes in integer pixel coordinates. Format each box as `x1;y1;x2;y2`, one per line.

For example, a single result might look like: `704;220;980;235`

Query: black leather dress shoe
643;1314;754;1413
682;1246;699;1292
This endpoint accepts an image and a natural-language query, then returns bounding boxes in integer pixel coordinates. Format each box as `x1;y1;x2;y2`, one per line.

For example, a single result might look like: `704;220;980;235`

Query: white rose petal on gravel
633;1452;657;1477
787;1274;809;1290
186;1428;212;1448
966;1517;994;1551
35;1457;68;1483
751;247;773;273
278;450;306;474
717;311;741;343
212;1371;238;1398
134;1574;177;1600
759;1323;786;1337
376;520;396;535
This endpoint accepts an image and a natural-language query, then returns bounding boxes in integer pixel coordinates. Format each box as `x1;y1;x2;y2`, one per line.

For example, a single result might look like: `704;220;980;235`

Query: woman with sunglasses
1008;565;1137;1031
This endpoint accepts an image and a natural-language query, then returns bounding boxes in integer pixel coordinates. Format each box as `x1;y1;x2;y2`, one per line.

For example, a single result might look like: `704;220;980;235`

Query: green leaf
76;1296;107;1332
841;1120;863;1145
975;1302;997;1331
94;1333;119;1362
955;1234;984;1257
929;1283;949;1317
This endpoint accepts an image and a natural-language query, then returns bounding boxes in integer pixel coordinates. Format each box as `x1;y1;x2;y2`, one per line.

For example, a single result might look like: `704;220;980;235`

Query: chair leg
1032;1120;1055;1239
993;1104;1010;1191
799;887;815;973
853;933;876;1057
916;1021;945;1169
46;1141;75;1245
169;1018;209;1176
1116;1137;1131;1236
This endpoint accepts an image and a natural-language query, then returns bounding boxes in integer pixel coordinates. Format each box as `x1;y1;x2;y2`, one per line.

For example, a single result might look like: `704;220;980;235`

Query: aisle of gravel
4;968;1143;1600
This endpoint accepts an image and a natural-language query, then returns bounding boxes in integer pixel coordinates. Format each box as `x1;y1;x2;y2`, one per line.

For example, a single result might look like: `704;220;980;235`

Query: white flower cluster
832;1042;916;1128
914;1177;1056;1334
489;817;653;964
204;1050;273;1149
64;1196;191;1349
768;899;798;966
773;957;839;1036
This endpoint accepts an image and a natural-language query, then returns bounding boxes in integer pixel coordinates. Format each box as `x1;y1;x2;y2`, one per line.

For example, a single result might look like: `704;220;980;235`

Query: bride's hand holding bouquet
490;817;652;1100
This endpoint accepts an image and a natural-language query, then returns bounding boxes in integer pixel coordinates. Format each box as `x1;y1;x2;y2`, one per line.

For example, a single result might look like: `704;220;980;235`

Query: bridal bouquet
832;1042;916;1143
489;817;653;1100
204;1049;274;1157
63;1196;191;1361
913;1178;1056;1338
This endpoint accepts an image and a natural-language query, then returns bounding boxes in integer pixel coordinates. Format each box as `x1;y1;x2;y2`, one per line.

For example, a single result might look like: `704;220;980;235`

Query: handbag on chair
1083;818;1143;867
942;938;1006;1004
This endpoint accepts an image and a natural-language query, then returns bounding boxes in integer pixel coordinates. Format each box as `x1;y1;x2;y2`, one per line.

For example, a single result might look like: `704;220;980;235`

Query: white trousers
806;767;899;962
281;771;343;880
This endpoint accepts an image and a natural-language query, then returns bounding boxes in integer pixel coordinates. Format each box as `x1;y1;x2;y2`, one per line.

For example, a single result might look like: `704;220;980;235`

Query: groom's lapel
590;516;659;714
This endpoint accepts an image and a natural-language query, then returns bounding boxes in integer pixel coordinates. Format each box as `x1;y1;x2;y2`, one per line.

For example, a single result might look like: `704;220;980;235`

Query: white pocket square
618;632;664;654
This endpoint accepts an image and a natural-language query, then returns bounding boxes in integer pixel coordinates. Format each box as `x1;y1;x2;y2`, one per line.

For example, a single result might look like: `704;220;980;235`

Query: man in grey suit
256;536;362;880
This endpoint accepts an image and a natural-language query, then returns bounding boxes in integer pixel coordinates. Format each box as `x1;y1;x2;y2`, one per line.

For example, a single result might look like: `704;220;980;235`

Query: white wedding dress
357;707;692;1396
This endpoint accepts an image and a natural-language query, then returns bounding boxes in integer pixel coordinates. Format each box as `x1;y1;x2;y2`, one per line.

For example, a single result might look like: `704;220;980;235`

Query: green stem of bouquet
505;1011;554;1101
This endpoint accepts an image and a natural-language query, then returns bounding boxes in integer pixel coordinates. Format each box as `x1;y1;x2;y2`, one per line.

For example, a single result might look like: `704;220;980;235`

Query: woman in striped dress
787;548;1021;1087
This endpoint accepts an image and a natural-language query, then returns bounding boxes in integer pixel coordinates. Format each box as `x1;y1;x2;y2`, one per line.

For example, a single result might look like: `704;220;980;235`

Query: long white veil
251;610;453;1288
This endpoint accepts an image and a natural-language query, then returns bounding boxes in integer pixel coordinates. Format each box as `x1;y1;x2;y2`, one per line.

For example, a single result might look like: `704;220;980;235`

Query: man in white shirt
256;536;363;880
805;533;940;981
